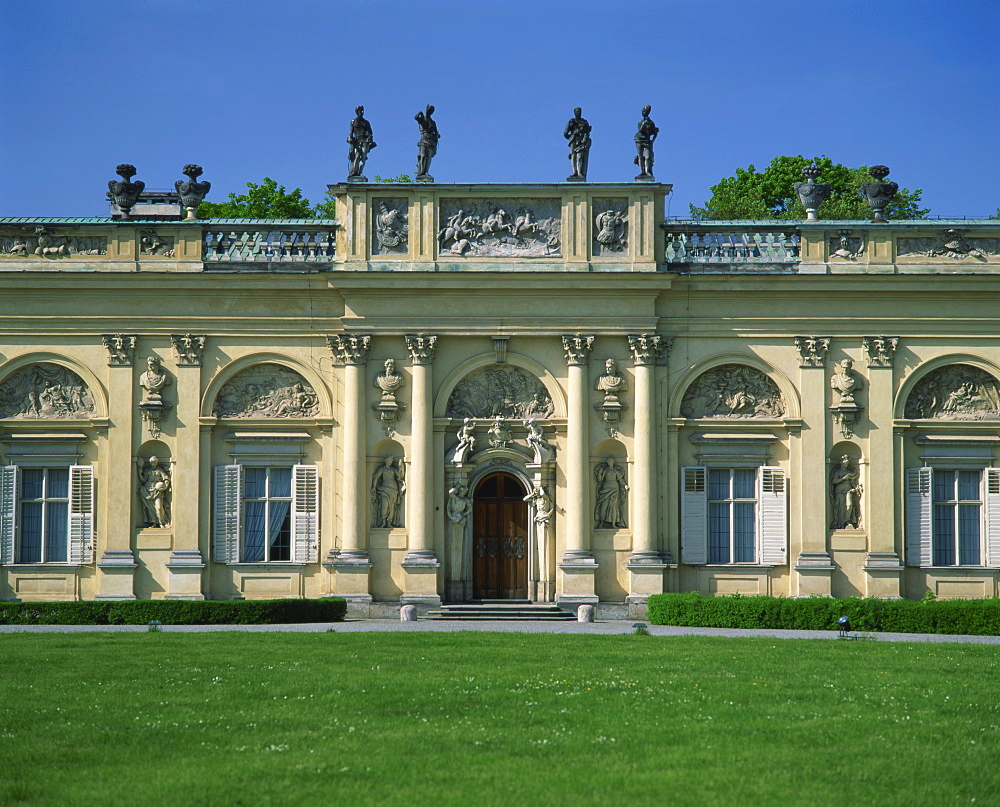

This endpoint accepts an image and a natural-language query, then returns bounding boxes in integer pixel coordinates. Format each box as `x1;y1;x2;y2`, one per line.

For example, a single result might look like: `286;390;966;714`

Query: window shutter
681;466;708;565
69;465;95;565
0;465;18;564
985;468;1000;568
292;464;319;563
213;465;242;564
905;467;933;567
759;466;787;566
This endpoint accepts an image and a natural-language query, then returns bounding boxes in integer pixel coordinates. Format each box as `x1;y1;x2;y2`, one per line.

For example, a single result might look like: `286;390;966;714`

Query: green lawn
1;633;998;806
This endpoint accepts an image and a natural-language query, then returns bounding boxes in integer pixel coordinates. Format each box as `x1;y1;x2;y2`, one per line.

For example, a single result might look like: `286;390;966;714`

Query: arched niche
370;439;405;530
202;355;331;419
593;437;627;462
435;353;566;419
137;439;172;462
898;358;1000;421
0;357;106;420
671;357;795;420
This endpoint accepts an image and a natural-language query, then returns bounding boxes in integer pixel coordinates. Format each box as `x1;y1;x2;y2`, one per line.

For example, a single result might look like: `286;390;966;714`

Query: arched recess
667;353;801;420
201;353;332;419
893;354;1000;420
0;352;109;419
434;353;567;419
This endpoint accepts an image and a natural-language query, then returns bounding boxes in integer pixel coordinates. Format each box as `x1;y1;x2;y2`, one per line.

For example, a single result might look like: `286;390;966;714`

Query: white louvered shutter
681;467;708;565
759;466;787;566
0;466;18;564
213;465;242;564
905;467;933;567
984;468;1000;568
292;464;319;563
69;465;95;564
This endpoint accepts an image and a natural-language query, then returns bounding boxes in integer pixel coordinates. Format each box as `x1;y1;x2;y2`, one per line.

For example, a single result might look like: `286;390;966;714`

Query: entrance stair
421;602;576;621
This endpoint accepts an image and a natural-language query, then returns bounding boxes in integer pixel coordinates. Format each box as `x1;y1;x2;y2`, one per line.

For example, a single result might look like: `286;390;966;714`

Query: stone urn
794;165;832;221
108;164;145;220
175;164;212;221
860;165;898;222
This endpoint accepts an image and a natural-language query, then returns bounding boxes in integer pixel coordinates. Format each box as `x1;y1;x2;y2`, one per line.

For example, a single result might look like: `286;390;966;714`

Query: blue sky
2;0;998;218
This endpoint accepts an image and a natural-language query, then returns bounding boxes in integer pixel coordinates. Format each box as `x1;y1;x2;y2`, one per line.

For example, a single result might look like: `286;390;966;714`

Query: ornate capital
102;334;137;367
405;334;438;365
170;334;206;366
327;334;371;365
794;336;830;367
628;333;671;366
862;336;898;368
562;334;594;366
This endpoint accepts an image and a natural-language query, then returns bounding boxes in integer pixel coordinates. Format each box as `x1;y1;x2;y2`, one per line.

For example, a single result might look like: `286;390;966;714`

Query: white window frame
906;466;1000;568
213;464;318;565
0;464;94;566
681;465;786;566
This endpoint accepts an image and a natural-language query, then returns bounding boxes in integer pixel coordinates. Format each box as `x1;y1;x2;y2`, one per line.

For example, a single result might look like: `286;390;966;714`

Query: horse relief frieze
438;199;561;258
680;364;785;419
0;363;96;419
446;365;554;419
904;364;1000;420
213;364;320;418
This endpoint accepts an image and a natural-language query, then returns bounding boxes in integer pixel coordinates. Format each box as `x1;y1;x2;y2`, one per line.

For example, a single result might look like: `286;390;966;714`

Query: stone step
421;603;576;621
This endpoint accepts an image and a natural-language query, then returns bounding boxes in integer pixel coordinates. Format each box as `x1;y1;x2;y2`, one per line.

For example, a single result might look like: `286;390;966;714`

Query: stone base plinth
327;557;373;604
95;551;137;600
164;550;206;600
402;555;441;602
863;552;904;598
558;557;598;604
794;552;835;597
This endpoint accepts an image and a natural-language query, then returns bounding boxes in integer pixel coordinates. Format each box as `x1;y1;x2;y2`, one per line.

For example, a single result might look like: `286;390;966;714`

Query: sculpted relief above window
213;364;320;419
446;366;554;420
903;364;1000;420
0;363;96;419
680;364;785;419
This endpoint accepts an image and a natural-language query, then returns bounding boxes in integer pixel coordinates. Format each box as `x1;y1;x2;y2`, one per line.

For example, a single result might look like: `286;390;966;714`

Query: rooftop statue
347;105;376;182
634;105;659;181
564;107;592;182
415;104;439;183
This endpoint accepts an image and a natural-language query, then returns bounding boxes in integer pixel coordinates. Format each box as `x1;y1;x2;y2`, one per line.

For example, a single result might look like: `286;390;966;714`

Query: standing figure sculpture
414;104;439;182
137;456;171;528
447;484;472;526
371;456;405;528
594;456;628;528
564;107;592;182
523;418;555;463
633;104;659;181
523;485;554;525
829;455;862;529
347;105;376;182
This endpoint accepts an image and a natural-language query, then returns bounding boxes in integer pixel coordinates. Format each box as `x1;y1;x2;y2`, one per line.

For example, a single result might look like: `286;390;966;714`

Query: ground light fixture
632;622;650;636
838;616;851;637
147;620;163;633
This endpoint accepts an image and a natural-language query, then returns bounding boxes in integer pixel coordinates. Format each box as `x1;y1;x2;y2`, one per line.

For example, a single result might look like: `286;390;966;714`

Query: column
402;334;441;609
325;335;374;612
862;337;903;596
558;334;598;607
625;334;669;616
793;336;835;596
96;334;138;599
165;335;207;599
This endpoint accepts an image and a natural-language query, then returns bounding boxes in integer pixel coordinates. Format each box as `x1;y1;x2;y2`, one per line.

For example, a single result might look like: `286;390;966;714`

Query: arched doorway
473;472;528;600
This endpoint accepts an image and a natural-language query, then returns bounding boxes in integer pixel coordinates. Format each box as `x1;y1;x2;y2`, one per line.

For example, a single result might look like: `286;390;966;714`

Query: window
213;464;318;564
19;468;69;563
682;466;786;565
907;467;1000;568
243;467;292;562
0;465;94;565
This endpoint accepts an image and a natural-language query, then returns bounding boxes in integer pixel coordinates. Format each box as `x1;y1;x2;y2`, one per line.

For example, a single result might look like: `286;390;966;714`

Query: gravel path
2;620;1000;644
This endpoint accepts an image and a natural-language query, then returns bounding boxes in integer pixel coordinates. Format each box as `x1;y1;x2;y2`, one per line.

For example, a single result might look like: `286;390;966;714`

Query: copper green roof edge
0;218;337;225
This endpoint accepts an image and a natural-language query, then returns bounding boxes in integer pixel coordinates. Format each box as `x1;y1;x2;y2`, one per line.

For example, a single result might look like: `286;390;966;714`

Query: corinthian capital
628;333;672;366
405;334;438;365
562;334;595;366
327;334;371;365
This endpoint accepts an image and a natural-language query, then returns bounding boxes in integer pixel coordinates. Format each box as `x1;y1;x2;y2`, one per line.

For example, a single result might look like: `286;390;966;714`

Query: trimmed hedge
0;598;347;626
647;592;1000;636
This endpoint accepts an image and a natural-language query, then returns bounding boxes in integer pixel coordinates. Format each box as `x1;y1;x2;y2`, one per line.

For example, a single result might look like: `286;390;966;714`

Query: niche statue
829;455;862;530
594;456;628;528
371;456;405;528
137;456;171;528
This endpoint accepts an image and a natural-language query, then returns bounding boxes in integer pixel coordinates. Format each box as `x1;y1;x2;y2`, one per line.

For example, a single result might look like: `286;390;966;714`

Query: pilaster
96;335;138;599
792;336;834;595
558;334;597;605
861;336;903;596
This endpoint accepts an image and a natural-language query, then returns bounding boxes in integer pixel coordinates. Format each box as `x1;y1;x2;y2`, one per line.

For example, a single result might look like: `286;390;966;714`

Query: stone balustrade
663;223;800;264
202;223;336;263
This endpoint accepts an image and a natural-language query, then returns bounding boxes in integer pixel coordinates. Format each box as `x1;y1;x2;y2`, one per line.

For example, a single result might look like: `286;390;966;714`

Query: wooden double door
472;472;528;600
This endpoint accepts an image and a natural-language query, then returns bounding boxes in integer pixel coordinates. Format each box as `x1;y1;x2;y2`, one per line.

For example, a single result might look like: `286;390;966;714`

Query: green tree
689;156;929;221
197;178;315;219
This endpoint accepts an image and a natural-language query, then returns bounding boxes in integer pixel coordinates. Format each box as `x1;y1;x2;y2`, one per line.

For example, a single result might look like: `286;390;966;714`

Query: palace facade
2;178;1000;616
